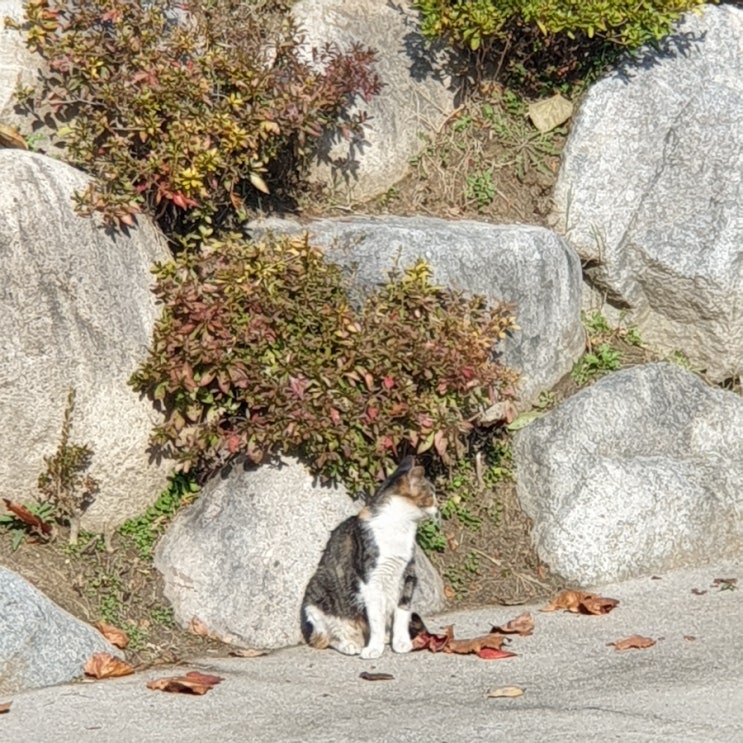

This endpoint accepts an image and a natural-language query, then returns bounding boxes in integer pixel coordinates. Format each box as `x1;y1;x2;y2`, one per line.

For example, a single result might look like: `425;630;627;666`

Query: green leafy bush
15;0;380;235
130;232;518;494
414;0;708;92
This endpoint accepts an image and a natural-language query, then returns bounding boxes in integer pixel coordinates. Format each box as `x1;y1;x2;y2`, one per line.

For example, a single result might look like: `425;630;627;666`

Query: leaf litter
541;590;619;615
146;671;223;695
84;653;135;679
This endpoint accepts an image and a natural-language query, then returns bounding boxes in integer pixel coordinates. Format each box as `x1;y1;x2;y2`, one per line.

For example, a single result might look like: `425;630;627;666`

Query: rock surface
292;0;458;203
0;151;170;531
155;457;445;650
253;216;584;406
513;363;743;585
0;566;119;694
552;4;743;382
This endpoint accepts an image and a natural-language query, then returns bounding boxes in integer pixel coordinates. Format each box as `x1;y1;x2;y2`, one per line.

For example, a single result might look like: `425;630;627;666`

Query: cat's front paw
392;635;413;654
360;643;384;660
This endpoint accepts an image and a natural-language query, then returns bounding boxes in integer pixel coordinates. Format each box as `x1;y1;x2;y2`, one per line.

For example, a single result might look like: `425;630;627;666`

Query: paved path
3;561;743;742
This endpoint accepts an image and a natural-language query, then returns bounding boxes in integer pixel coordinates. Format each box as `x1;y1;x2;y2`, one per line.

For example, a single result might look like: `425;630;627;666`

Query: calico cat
301;456;437;659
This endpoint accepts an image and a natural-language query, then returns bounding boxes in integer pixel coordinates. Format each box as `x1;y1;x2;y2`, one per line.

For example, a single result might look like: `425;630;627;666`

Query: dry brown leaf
0;124;27;150
94;621;129;649
228;647;269;658
683;635;697;642
691;588;707;596
359;671;394;681
84;652;135;679
611;635;656;651
486;686;524;698
580;595;620;615
147;670;223;695
491;612;534;637
541;590;619;615
2;498;52;535
0;701;11;714
189;616;215;638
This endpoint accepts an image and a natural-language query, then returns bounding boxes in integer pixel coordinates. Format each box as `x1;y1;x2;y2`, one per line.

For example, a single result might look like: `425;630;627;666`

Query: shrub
15;0;380;236
414;0;708;92
130;232;518;494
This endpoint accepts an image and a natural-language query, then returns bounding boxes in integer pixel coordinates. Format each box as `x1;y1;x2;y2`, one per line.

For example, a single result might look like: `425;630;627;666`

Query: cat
300;456;437;659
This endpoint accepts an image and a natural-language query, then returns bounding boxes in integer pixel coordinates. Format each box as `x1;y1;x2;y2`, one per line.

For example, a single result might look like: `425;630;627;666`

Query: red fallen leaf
490;612;534;637
541;590;619;615
382;376;395;390
0;701;11;714
477;647;517;660
412;628;451;652
146;670;223;695
610;635;656;651
94;621;129;649
2;499;52;535
84;653;135;679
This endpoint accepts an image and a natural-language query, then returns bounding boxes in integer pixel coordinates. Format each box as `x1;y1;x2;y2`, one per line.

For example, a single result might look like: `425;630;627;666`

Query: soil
0;85;665;666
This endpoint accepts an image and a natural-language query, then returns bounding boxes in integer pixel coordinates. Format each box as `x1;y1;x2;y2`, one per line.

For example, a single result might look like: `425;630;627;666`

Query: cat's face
377;462;437;521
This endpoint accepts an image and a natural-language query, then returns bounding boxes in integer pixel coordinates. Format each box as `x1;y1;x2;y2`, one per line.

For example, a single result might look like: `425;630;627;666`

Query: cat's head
370;456;437;521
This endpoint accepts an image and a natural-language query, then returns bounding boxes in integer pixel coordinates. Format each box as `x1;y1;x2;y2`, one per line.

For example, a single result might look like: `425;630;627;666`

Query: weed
38;388;99;545
119;473;199;560
572;343;622;386
465;169;496;209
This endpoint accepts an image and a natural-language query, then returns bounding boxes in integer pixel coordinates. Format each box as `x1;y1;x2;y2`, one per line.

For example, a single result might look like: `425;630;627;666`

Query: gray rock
292;0;459;203
0;151;170;531
155;456;445;650
0;0;38;120
552;4;743;382
0;567;119;694
513;363;743;585
252;216;584;406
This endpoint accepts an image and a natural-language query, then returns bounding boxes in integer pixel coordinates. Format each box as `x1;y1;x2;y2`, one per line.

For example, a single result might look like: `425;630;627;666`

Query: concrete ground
3;560;743;742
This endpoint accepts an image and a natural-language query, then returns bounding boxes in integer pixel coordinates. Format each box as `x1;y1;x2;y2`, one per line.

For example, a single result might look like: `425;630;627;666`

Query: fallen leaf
147;670;223;695
189;616;215;638
477;646;517;660
691;588;707;596
2;499;52;535
490;612;534;637
228;647;269;658
486;686;524;698
445;630;513;658
359;671;394;681
541;590;619;615
580;595;620;615
94;621;129;649
713;578;737;591
410;615;516;659
84;653;135;679
611;635;656;651
683;635;697;642
0;701;11;714
411;626;452;653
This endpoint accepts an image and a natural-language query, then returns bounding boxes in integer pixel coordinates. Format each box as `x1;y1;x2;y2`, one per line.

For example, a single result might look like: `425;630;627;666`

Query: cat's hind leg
303;604;366;655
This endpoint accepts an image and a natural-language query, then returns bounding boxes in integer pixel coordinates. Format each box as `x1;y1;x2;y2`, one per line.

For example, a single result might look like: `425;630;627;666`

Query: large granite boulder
252;216;584;407
0;567;119;694
513;363;743;585
155;456;445;650
552;4;743;382
0;151;170;531
292;0;459;203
